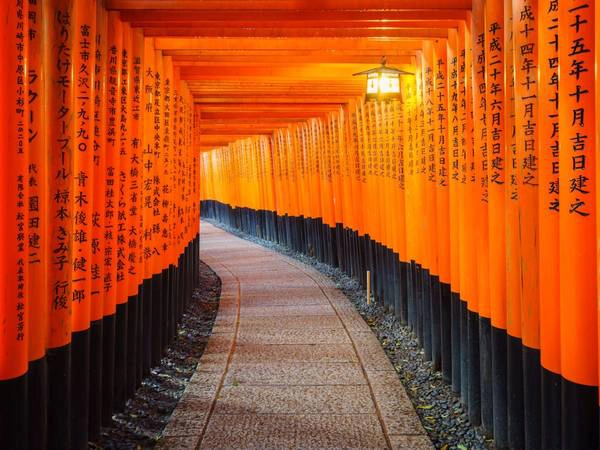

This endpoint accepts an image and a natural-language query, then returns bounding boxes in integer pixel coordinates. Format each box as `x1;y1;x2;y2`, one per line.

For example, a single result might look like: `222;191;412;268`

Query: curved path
159;222;432;450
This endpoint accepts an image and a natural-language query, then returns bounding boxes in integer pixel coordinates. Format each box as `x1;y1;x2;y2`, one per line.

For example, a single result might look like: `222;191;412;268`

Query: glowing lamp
354;56;413;102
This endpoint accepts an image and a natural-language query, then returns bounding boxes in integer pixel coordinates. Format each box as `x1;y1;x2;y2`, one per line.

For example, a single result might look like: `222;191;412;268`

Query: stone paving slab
159;222;433;450
236;327;351;345
238;304;337;317
224;362;367;386
199;414;389;449
239;314;343;329
232;343;360;364
237;294;332;307
214;385;376;415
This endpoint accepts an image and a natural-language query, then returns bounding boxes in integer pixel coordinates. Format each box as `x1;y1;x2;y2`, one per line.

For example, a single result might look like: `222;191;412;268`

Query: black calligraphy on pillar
143;66;154;262
152;67;162;258
458;47;468;186
425;60;435;183
53;7;72;312
104;42;118;294
15;0;27;340
406;93;415;178
487;20;505;186
129;54;141;277
507;10;519;202
72;22;92;305
517;0;538;191
91;24;103;297
544;0;559;212
450;53;460;186
27;0;41;267
116;46;129;285
476;30;488;203
162;76;171;253
436;53;448;188
565;1;592;217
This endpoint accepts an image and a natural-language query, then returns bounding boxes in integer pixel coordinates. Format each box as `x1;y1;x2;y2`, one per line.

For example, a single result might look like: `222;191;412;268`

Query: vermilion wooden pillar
26;0;48;446
513;0;542;447
0;2;30;448
101;10;122;426
71;1;96;447
485;0;508;445
471;0;493;435
504;2;525;446
46;1;74;448
558;1;598;447
538;0;561;446
89;0;107;440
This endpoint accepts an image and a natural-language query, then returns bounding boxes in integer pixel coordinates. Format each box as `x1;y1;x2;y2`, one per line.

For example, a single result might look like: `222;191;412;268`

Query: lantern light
354;56;413;102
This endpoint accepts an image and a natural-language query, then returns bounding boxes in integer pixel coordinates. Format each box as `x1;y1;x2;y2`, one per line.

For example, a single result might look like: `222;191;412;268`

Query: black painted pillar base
491;325;508;448
114;301;129;412
460;299;468;405
507;334;524;449
450;291;461;394
71;329;90;450
561;378;598;449
479;317;493;437
523;346;541;450
142;277;153;376
151;272;163;367
126;293;139;398
422;269;432;361
430;275;441;371
541;367;561;449
101;314;116;426
48;343;72;449
467;310;481;426
399;262;408;325
89;319;103;441
0;372;28;450
407;261;416;331
28;356;47;449
440;282;452;383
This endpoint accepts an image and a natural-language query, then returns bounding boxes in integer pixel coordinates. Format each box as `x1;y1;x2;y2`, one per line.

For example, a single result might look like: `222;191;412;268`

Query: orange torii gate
0;1;199;448
198;2;600;449
1;0;600;449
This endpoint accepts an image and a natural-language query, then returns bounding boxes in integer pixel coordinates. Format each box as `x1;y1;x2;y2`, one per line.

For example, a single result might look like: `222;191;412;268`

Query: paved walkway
159;222;432;450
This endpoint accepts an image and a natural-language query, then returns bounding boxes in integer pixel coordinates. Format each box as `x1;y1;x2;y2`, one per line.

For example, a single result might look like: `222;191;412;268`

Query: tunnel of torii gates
1;0;600;449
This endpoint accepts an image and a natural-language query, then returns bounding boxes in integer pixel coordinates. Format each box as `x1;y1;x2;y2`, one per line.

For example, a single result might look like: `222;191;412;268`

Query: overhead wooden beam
200;127;284;135
197;103;343;112
154;37;430;51
184;78;367;85
108;1;472;11
188;87;364;95
199;112;336;120
120;9;468;22
189;91;364;99
193;96;355;104
180;63;378;78
186;84;366;93
105;1;469;152
163;49;420;59
197;134;270;147
133;19;461;31
169;54;415;64
143;27;451;38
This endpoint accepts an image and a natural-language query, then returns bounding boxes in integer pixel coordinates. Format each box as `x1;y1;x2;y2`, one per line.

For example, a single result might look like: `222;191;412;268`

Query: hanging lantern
353;56;414;102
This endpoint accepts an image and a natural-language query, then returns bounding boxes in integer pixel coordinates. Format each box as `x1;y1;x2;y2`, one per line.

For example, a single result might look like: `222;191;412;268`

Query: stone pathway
158;222;432;450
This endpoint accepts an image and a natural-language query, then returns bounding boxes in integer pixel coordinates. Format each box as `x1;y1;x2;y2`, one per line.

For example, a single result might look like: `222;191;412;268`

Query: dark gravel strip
90;260;221;450
205;218;494;450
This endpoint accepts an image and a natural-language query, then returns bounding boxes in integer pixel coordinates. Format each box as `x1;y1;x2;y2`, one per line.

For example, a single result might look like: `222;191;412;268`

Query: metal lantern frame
353;56;414;102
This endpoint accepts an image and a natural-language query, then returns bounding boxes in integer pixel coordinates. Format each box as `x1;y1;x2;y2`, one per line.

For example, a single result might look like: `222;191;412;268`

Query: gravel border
90;260;221;449
204;218;494;450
